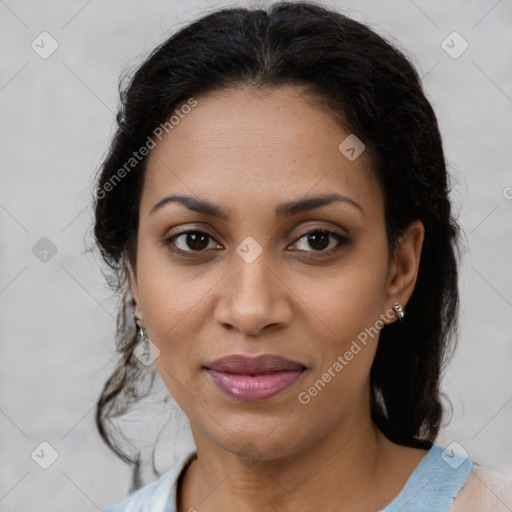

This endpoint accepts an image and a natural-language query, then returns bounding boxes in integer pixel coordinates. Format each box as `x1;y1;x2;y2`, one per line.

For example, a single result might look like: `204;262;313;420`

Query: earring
138;325;149;342
134;315;147;339
392;302;405;320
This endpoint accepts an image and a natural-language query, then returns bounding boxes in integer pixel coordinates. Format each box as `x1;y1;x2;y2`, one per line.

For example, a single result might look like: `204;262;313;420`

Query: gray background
1;0;511;510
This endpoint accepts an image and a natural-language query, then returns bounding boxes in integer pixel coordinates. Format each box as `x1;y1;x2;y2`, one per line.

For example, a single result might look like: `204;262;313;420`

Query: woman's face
129;85;422;460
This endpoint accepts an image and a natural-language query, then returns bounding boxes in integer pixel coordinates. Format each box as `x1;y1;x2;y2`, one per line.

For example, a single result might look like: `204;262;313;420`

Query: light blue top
102;444;473;512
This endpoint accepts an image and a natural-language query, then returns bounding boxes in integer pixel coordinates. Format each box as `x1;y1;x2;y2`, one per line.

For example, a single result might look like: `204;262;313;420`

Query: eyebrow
149;192;364;218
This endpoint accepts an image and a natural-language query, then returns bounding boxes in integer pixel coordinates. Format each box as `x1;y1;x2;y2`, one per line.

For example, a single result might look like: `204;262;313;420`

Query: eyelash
162;228;349;259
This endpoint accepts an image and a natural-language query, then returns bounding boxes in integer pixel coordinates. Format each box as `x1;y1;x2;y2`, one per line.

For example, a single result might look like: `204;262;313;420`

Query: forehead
141;85;382;220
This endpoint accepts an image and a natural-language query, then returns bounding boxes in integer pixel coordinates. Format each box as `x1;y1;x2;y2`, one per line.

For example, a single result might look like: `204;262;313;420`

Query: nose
213;252;293;337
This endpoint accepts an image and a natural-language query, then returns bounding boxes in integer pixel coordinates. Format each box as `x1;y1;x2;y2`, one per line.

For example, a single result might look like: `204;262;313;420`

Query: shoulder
101;450;197;512
101;477;164;512
449;463;512;512
101;469;178;512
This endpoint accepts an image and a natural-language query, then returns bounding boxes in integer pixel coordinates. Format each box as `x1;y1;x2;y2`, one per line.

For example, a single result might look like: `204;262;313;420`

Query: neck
178;398;398;512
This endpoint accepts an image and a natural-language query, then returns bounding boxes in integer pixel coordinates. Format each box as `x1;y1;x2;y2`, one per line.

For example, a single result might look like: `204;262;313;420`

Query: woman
93;2;511;511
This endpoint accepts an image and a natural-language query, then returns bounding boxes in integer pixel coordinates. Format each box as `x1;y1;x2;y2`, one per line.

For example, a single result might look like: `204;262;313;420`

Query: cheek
136;234;216;336
135;253;213;382
309;249;389;344
299;243;389;394
294;277;384;422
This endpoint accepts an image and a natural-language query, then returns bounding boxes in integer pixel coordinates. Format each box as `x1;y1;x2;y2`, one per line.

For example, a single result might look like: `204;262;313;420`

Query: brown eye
306;231;329;251
291;229;349;255
164;230;221;256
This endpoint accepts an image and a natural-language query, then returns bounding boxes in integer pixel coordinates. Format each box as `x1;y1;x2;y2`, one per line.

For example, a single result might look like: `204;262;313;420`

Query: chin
206;423;308;464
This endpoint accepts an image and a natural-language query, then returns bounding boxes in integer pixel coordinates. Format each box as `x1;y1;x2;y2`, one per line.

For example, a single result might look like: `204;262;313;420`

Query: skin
128;85;427;512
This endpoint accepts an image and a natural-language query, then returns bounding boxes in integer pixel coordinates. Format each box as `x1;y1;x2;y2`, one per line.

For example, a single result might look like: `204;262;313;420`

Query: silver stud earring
392;302;405;320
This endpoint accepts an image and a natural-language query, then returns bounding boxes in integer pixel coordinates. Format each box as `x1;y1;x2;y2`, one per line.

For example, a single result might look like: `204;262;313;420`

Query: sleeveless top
102;444;474;512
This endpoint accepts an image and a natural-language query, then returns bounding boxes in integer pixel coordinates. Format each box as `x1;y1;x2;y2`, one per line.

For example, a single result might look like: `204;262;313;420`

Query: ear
384;220;425;323
127;262;145;327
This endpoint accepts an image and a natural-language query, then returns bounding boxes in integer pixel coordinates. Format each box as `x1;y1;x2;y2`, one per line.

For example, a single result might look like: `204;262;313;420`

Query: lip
205;354;305;373
204;354;306;402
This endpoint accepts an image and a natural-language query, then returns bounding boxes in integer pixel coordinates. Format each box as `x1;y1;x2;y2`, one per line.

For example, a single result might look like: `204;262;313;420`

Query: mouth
204;354;307;402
